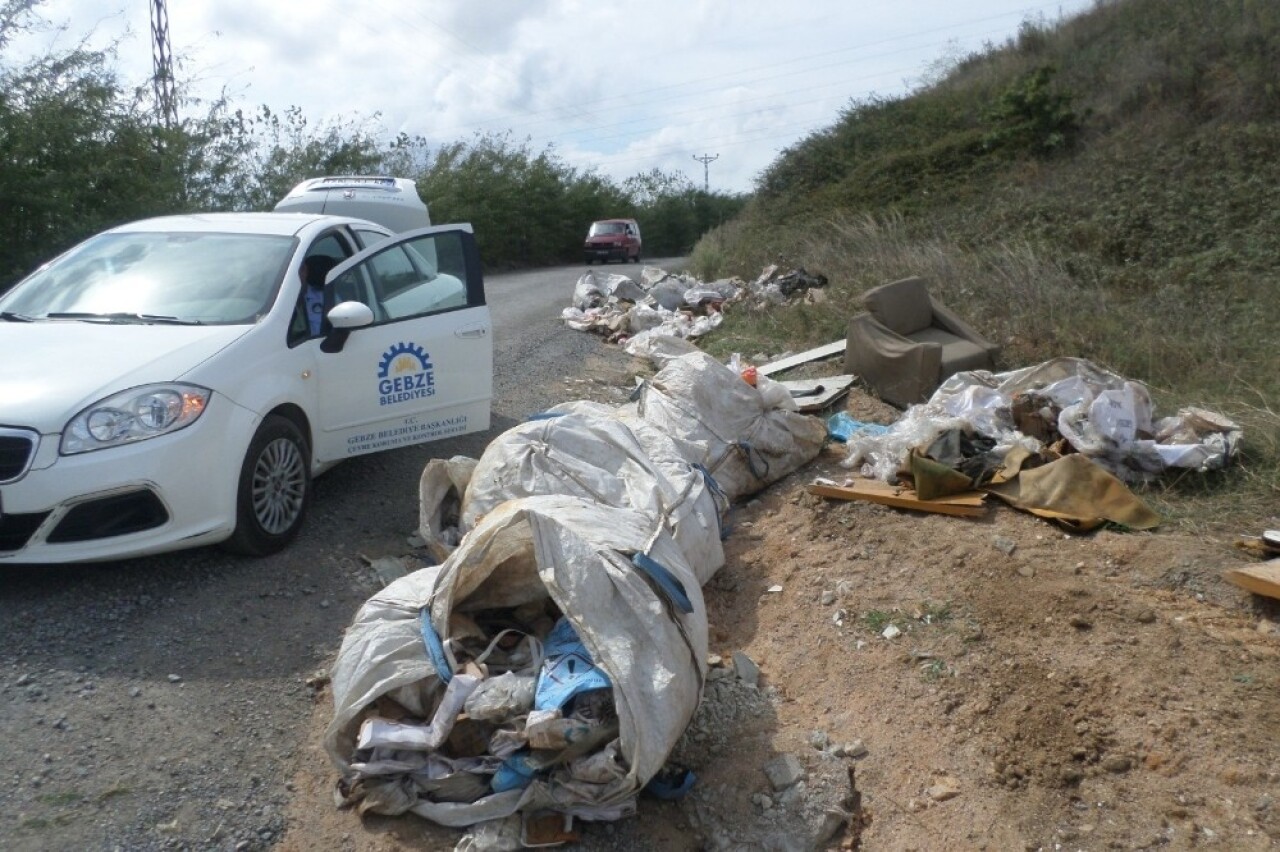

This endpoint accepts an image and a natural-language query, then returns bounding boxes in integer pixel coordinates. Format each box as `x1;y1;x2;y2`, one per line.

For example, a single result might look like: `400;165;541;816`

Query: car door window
353;228;390;250
342;230;475;323
288;230;357;345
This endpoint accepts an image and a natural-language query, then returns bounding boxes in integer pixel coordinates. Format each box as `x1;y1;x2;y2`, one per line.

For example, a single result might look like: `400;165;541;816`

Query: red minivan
583;218;641;264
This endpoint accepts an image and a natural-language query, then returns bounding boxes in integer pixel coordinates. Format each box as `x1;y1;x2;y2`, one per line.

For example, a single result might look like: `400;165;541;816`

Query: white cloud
8;0;1095;193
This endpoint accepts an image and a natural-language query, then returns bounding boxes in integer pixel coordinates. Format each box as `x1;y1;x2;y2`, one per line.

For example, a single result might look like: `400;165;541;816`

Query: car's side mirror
320;301;375;354
328;301;374;329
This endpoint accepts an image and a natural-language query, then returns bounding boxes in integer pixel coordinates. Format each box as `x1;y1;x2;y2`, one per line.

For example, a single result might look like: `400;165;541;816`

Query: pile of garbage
561;264;828;356
842;356;1241;488
324;349;827;844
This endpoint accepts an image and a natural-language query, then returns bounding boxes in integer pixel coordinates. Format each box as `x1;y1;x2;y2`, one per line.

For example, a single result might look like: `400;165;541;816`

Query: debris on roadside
825;356;1241;532
1234;529;1280;560
561;267;734;347
325;346;830;839
757;339;846;378
777;375;855;413
809;476;987;518
418;349;827;567
1225;561;1280;601
826;412;890;443
326;497;706;830
560;264;829;353
844;357;1241;486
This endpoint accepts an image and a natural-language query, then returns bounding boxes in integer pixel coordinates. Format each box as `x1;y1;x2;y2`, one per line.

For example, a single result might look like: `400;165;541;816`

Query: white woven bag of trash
325;495;708;830
635;350;828;502
460;411;727;586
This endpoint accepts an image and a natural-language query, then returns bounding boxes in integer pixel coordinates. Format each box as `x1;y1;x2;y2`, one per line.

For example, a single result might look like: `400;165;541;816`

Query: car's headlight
61;383;212;455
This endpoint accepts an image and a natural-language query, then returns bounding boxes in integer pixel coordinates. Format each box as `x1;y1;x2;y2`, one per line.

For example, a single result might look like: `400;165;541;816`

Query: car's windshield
0;231;295;324
588;222;627;237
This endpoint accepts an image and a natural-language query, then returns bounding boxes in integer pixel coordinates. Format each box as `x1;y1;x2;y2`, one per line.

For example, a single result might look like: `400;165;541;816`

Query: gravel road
0;258;683;852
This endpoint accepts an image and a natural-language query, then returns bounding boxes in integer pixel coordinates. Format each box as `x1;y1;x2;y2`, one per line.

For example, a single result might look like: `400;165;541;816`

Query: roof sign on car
314;176;398;190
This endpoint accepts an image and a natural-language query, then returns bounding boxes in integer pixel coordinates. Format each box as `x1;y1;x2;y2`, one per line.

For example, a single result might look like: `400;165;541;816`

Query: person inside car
300;255;339;335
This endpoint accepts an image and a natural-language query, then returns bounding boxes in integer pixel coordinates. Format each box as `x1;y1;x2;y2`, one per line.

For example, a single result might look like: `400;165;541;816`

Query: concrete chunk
764;754;805;791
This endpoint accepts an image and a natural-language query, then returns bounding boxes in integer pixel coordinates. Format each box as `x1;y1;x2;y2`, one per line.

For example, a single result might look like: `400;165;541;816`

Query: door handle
455;324;489;339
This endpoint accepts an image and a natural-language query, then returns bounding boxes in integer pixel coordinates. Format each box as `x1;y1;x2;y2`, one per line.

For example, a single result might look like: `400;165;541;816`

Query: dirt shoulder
278;384;1280;852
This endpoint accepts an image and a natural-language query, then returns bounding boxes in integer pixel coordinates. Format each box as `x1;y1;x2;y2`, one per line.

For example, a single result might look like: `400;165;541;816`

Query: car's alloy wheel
224;415;310;556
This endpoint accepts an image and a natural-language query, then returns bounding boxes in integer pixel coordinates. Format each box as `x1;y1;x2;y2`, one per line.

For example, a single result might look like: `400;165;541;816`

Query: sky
12;0;1097;194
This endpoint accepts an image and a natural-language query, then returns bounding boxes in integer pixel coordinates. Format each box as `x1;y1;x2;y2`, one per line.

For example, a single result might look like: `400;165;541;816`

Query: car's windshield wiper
0;311;35;322
45;311;203;325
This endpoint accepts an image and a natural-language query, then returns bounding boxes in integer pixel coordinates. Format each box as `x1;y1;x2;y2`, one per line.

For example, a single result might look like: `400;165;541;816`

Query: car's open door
310;224;492;463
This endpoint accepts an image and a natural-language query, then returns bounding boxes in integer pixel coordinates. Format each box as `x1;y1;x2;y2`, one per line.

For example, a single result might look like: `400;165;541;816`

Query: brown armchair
844;276;1000;407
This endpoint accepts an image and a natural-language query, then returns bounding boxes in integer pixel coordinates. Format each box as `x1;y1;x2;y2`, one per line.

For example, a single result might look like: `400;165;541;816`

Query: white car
0;178;492;563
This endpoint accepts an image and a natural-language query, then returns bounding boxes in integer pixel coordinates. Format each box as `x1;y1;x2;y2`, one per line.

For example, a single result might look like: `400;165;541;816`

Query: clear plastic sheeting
843;356;1242;483
326;496;707;829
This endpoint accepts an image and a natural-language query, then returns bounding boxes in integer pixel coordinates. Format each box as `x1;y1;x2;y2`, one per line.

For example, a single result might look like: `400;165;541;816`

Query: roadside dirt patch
278;388;1280;851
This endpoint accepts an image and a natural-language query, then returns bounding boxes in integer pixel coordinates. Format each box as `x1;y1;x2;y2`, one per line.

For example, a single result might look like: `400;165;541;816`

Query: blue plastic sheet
827;412;890;443
491;752;537;793
534;618;612;711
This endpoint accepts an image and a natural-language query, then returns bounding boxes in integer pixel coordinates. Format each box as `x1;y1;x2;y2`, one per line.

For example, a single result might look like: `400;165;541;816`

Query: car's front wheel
224;415;311;556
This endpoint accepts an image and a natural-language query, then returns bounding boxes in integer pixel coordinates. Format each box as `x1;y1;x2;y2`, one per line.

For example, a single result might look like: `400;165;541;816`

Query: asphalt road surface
0;257;685;852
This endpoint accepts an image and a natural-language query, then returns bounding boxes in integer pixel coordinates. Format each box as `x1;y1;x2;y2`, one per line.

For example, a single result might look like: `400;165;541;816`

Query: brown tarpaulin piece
984;453;1161;532
908;451;977;501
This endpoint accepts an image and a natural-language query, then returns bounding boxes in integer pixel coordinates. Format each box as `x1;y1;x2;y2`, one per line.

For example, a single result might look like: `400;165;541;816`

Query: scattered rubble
560;264;829;354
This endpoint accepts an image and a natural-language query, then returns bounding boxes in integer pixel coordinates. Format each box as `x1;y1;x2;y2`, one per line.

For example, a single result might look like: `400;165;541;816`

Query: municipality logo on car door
377;342;436;406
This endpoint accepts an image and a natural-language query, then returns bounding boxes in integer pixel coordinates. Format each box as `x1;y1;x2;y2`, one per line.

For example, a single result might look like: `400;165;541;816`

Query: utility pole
150;0;178;129
693;153;719;193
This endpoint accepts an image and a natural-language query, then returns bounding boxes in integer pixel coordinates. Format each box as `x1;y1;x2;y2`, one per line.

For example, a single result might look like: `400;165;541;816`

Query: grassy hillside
691;0;1279;529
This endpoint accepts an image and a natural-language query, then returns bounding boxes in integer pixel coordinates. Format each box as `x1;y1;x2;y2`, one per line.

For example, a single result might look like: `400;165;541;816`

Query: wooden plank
1224;561;1280;601
758;340;846;377
808;480;988;518
813;478;987;507
778;374;855;412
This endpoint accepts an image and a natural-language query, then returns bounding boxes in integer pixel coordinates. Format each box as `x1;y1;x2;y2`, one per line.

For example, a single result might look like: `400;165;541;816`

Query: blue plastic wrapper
491;751;537;793
827;412;890;443
534;618;612;711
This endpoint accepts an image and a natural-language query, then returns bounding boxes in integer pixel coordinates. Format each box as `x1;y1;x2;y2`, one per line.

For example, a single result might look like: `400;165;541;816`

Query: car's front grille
0;428;39;483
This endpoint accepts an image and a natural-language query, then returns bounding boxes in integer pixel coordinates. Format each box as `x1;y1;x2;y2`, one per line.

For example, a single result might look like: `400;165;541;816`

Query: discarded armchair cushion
844;276;1000;407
